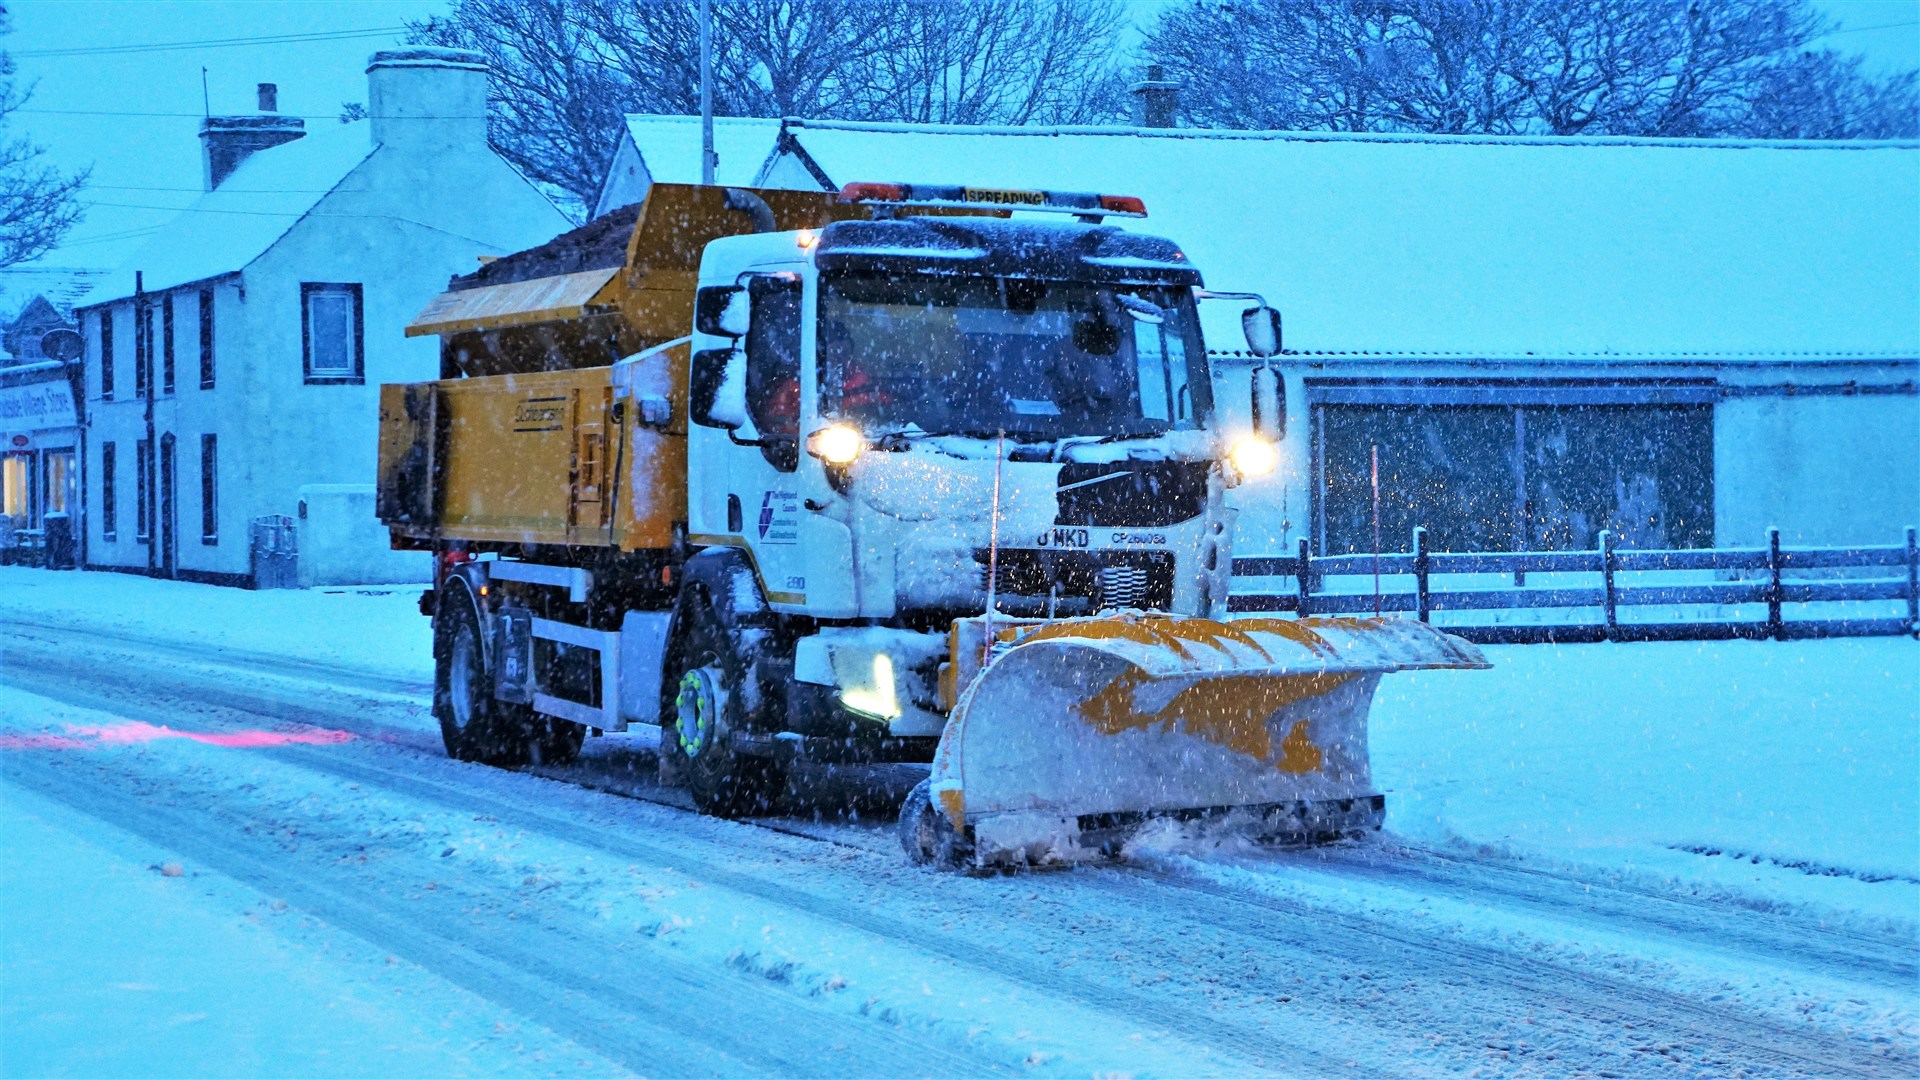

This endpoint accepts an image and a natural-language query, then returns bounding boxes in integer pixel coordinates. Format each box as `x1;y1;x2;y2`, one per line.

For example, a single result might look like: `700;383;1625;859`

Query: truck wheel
668;614;784;818
898;778;973;870
434;588;529;767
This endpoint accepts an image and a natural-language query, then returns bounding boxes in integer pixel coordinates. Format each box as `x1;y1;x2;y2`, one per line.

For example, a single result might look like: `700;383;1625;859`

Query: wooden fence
1229;526;1920;645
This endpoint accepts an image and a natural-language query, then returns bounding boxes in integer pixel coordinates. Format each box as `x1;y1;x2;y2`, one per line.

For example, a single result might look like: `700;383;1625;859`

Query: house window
101;441;117;540
200;434;217;544
199;289;215;389
136;438;150;542
302;283;364;384
162;294;176;395
134;303;150;399
99;309;115;399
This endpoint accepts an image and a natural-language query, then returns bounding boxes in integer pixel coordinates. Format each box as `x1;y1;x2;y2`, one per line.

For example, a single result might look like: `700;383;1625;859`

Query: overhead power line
1823;19;1920;37
13;26;410;59
18;108;480;120
89;183;339;194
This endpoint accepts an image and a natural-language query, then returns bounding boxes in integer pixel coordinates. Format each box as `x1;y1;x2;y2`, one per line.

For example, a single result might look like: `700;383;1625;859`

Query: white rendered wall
81;100;568;585
234;139;567;586
594;135;651;218
1715;388;1920;548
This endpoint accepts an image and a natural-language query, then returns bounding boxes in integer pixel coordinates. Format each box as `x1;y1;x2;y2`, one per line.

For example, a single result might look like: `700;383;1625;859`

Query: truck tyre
667;611;784;818
898;777;973;870
434;584;530;767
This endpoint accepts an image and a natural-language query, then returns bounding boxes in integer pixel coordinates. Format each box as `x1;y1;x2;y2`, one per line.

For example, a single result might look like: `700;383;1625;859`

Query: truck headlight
807;424;865;465
1228;434;1279;479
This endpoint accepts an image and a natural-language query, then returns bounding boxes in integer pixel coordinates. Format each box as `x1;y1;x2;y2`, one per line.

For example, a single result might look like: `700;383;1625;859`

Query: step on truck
376;181;1486;869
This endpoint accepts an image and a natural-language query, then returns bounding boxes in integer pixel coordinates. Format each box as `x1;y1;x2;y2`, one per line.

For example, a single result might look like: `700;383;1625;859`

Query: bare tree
1520;0;1827;136
0;8;86;269
579;0;891;119
1735;50;1919;139
413;1;1129;217
858;0;1128;126
1144;0;1913;140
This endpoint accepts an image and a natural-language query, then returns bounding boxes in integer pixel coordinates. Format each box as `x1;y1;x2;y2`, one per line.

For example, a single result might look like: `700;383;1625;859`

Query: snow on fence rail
1229;526;1920;645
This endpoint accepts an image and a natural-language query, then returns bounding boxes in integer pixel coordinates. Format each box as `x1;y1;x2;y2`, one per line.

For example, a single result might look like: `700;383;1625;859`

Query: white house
597;116;1920;555
592;115;782;218
76;49;571;587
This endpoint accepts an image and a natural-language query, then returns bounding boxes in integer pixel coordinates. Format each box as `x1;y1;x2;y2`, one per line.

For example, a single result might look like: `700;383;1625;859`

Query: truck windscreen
817;274;1212;439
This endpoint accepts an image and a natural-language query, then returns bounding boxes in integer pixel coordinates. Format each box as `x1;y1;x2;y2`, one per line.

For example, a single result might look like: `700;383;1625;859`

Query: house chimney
365;47;488;151
1131;64;1181;129
200;83;305;190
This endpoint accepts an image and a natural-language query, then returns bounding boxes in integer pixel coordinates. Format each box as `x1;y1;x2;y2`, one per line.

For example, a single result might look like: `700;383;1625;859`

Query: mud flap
921;616;1488;867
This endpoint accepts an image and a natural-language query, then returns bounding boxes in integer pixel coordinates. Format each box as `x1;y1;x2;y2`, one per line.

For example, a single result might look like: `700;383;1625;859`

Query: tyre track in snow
1;616;431;699
1080;868;1913;1078
0;637;1351;1077
1258;841;1918;988
5;623;1911;1076
0;754;999;1079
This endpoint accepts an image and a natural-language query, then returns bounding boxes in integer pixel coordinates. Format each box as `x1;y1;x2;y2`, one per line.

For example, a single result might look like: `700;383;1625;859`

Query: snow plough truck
376;182;1487;868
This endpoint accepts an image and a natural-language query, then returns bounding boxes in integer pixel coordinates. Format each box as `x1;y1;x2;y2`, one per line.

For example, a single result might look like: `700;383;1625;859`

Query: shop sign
0;379;77;437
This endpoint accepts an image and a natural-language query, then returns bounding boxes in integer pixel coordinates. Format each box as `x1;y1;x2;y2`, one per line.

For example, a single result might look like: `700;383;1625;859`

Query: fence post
1906;526;1917;639
1413;526;1431;623
1766;526;1784;641
1599;529;1617;642
1296;537;1313;618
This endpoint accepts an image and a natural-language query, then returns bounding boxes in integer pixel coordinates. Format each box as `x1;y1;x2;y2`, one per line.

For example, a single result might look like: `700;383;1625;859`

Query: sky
4;0;1918;278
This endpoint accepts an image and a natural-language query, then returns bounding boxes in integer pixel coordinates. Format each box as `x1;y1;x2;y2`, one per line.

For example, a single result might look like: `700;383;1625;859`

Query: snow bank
1372;637;1919;928
0;567;428;683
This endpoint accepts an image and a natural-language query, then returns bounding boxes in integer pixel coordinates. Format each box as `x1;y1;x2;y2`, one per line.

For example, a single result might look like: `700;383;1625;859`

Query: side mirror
1250;365;1285;439
689;347;753;432
1241;305;1282;358
694;286;750;338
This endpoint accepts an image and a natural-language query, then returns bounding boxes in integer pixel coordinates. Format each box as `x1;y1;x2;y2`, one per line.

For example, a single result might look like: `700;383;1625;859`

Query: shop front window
45;451;74;515
2;452;30;519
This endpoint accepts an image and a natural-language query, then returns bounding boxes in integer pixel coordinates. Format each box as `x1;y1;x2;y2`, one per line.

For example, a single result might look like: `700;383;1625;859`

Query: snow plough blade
902;616;1489;869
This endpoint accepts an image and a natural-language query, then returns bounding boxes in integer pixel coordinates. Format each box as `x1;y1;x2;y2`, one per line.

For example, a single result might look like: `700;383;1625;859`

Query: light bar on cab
837;181;1148;219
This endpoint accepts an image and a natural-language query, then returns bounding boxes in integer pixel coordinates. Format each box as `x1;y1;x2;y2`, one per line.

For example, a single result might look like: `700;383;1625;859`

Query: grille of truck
977;549;1175;615
1055;461;1209;527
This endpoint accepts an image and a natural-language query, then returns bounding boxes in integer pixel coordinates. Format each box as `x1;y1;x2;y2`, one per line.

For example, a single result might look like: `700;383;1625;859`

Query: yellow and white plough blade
910;616;1488;867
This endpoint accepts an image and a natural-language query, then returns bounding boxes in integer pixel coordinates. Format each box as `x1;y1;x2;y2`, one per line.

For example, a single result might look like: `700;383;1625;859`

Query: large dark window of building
301;282;364;384
162;294;175;395
99;308;115;400
134;304;150;399
200;434;217;544
199;289;215;389
101;441;117;540
135;438;151;542
1311;381;1715;554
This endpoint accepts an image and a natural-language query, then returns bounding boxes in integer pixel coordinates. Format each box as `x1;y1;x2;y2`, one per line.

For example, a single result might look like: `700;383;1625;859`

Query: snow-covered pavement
2;567;1915;1076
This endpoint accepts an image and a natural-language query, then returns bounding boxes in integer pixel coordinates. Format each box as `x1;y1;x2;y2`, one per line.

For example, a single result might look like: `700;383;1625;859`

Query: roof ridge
780;117;1920;152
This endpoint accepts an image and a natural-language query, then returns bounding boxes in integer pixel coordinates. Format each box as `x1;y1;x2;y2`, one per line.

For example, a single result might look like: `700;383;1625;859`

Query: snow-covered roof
78;122;376;308
767;120;1920;359
0;266;106;324
620;115;782;188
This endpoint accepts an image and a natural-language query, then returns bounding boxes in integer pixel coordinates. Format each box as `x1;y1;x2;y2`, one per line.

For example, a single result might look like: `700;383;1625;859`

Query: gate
249;514;298;590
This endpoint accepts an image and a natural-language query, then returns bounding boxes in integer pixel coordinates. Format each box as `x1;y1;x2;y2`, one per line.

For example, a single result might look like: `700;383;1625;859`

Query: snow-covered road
2;573;1915;1076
